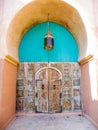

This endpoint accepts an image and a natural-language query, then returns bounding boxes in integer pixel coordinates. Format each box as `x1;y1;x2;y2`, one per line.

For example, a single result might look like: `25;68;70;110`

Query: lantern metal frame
44;13;54;50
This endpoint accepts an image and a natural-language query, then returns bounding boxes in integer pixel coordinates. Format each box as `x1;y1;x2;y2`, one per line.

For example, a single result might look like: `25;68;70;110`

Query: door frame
35;66;62;113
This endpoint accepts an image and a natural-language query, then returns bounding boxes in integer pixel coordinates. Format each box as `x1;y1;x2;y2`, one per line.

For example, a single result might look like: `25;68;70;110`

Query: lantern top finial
45;30;53;38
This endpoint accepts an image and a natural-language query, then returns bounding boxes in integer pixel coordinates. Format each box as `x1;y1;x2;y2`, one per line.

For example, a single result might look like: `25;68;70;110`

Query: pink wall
81;61;98;128
0;58;98;129
0;59;17;130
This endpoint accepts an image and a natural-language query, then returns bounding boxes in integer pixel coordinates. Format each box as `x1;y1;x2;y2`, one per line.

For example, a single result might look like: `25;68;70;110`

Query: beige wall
0;0;23;59
0;0;95;60
0;59;17;130
93;0;98;75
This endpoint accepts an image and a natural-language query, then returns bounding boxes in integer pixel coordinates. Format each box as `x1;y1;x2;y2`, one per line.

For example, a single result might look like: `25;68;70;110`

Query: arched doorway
5;0;87;116
35;67;62;113
3;1;98;129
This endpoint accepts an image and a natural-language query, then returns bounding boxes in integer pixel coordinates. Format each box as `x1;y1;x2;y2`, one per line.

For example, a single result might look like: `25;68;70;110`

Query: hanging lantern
44;13;54;50
44;30;54;50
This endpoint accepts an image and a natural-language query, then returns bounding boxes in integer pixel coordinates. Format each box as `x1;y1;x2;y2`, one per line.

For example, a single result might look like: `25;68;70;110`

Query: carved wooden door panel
35;69;48;113
35;68;61;113
48;68;62;113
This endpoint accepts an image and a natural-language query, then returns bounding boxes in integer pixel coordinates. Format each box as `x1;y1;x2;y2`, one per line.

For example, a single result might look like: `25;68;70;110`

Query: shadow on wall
95;58;98;100
89;60;98;101
81;61;98;127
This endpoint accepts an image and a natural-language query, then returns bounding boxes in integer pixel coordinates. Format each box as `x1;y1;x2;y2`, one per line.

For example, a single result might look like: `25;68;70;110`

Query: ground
6;114;97;130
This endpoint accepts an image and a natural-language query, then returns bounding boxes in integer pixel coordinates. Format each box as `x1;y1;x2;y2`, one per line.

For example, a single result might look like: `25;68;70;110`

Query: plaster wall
66;0;95;59
19;22;78;62
0;0;23;59
81;61;98;128
92;0;98;58
0;0;95;60
93;0;98;89
93;0;98;27
0;60;3;122
0;60;17;130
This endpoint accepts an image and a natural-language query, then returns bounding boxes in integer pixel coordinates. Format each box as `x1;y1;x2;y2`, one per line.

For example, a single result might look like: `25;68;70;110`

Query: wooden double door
35;68;62;113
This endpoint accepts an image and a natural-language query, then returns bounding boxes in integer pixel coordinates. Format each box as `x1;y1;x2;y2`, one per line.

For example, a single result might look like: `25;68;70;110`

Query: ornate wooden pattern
35;69;48;112
35;68;61;113
48;68;62;113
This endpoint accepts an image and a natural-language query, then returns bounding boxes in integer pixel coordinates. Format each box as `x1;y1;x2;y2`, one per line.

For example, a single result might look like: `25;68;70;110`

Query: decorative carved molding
5;55;19;66
79;55;94;65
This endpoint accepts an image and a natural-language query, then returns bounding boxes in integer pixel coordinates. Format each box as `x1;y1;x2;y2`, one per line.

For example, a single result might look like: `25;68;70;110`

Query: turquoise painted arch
19;22;78;62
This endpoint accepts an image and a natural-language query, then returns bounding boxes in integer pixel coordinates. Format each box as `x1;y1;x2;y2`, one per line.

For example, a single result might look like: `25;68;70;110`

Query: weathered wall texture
16;62;81;113
0;59;17;130
81;61;98;128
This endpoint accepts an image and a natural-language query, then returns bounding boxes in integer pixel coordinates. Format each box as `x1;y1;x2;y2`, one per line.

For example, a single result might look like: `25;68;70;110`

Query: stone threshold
16;111;82;117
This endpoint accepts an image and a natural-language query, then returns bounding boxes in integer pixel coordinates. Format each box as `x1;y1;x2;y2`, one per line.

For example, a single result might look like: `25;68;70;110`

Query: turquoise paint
19;22;78;62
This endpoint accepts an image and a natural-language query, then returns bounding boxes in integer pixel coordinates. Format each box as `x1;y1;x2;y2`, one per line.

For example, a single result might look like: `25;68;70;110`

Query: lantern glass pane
44;37;54;50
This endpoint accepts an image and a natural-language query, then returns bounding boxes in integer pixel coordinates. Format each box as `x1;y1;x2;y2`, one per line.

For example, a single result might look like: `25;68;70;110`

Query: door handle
36;93;38;98
60;93;62;98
